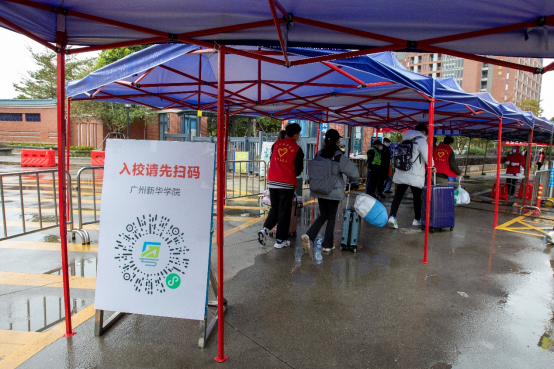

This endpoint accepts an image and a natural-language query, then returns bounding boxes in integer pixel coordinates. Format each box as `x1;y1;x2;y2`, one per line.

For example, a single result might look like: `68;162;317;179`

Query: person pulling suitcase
303;129;359;253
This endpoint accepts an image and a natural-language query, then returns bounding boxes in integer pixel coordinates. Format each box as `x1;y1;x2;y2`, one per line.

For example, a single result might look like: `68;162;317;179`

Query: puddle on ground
0;295;88;332
398;228;422;235
23;214;58;223
41;234;60;243
45;257;97;277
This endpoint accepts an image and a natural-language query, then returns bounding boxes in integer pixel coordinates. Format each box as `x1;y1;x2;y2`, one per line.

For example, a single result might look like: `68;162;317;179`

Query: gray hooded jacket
313;149;360;201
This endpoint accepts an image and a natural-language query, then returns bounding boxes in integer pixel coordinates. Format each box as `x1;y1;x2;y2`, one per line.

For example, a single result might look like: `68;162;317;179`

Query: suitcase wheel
352;248;357;253
430;228;435;233
450;226;454;231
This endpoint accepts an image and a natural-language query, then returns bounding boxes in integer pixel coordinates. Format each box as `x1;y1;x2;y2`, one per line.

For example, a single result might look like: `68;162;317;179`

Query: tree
517;99;543;117
95;46;150;69
13;46;95;99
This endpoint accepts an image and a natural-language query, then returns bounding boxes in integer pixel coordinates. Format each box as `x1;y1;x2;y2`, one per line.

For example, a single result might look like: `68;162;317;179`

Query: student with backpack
387;124;430;229
302;129;359;252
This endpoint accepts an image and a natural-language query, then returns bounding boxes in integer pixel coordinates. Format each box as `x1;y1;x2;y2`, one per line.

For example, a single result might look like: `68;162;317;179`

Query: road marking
0;272;96;289
0;304;95;369
0;240;98;253
496;215;552;238
0;331;41;345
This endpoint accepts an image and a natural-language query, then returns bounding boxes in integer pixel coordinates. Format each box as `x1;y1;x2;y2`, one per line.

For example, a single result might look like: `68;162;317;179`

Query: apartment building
399;53;543;105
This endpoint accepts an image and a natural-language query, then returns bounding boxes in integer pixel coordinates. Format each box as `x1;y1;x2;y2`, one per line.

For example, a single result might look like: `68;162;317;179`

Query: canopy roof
1;0;554;74
68;44;553;141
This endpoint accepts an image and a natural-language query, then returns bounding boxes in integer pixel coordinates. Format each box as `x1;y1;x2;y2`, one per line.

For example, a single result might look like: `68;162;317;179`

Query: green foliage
13;46;95;99
96;46;150;69
72;101;157;132
468;147;486;155
207;116;282;137
517;99;543;117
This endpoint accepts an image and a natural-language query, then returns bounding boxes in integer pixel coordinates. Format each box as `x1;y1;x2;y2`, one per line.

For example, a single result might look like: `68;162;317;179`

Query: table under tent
3;1;554;360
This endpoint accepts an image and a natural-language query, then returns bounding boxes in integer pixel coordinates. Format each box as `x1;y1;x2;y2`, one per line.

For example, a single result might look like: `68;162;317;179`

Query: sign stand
198;269;228;348
94;268;227;349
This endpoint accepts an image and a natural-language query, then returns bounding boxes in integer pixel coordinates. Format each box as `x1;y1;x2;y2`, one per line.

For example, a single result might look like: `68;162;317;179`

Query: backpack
393;137;421;171
308;155;335;195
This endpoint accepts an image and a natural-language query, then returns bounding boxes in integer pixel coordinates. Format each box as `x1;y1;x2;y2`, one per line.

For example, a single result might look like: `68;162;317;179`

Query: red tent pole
57;45;75;337
315;123;321;155
522;130;534;208
422;99;434;264
215;46;228;363
493;118;503;227
67;98;71;170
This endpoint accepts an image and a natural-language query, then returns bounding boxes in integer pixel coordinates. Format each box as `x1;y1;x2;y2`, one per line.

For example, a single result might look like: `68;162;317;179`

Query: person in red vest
505;146;526;197
258;123;305;248
433;136;462;185
537;148;546;170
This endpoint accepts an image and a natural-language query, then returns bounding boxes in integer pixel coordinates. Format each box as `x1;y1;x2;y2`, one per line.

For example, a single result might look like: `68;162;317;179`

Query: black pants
537;162;543;171
366;167;383;197
390;184;422;220
506;178;518;196
263;188;295;240
306;198;340;249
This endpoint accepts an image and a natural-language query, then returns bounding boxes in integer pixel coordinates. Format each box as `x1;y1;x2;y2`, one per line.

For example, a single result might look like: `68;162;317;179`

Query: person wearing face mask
366;139;385;198
258;123;305;249
387;124;430;229
505;146;525;197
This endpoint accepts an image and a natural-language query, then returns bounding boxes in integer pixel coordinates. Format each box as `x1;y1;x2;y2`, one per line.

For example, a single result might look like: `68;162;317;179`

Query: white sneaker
388;216;398;229
412;219;422;226
257;228;268;245
301;234;311;252
274;239;291;249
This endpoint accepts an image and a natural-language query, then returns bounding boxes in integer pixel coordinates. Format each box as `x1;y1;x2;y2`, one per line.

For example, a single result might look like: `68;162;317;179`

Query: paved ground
0;163;553;368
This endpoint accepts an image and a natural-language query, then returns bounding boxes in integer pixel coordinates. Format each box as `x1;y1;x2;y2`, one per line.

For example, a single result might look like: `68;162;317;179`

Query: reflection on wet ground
45;256;98;277
1;295;88;332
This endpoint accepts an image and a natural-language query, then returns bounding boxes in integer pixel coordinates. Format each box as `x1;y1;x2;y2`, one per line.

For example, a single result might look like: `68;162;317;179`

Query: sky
0;27;553;119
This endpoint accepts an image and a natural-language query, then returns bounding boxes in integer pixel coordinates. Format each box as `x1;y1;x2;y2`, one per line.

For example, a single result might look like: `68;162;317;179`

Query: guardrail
223;160;267;200
75;166;103;241
0;169;88;243
520;169;550;215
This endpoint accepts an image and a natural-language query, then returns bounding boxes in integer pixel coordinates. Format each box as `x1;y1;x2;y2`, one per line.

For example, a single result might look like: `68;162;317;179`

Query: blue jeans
384;176;392;192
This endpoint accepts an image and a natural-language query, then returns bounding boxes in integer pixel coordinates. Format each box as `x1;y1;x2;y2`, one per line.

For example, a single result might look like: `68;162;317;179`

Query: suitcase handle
345;182;352;209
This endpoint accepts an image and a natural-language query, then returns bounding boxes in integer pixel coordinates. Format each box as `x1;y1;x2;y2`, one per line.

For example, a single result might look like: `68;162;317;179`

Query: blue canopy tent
3;2;554;358
67;43;546;264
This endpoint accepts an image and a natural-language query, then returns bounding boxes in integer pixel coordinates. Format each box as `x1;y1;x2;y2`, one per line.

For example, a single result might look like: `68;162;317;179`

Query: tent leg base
94;309;125;336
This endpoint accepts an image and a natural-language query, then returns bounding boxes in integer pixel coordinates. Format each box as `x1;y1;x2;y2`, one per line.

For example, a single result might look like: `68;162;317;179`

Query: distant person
433;136;462;185
379;138;392;196
366;140;385;198
277;130;286;141
537;148;546;170
302;129;359;252
505;146;525;197
258;123;304;248
387;124;430;229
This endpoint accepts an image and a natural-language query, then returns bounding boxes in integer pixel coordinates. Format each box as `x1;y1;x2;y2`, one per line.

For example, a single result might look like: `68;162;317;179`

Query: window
25;113;41;122
481;71;488;79
480;81;487;90
0;113;23;122
482;63;488;68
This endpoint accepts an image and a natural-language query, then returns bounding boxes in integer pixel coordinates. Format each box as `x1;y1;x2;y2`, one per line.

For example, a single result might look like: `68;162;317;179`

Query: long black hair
320;138;341;159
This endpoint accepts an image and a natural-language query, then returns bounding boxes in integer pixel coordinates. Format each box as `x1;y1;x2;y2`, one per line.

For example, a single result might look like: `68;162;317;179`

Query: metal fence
223;160;267;200
520;169;550;214
0;169;88;243
74;166;103;242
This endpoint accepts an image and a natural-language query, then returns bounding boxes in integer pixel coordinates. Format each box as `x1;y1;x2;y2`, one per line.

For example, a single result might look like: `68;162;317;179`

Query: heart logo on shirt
278;148;288;157
437;151;445;159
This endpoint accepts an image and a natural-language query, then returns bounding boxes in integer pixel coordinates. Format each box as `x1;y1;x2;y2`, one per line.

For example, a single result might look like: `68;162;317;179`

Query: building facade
399;53;543;105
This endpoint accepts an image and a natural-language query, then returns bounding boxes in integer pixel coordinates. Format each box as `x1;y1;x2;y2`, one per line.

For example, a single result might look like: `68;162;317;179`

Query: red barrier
517;183;533;201
20;149;56;167
91;150;105;166
491;183;509;201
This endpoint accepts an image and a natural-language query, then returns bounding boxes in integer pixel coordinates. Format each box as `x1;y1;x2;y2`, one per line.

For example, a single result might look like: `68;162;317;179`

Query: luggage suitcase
420;173;455;232
269;197;298;237
340;184;361;252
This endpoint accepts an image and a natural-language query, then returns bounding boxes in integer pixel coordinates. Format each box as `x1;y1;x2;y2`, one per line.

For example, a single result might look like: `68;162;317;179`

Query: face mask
384;142;390;147
512;149;517;153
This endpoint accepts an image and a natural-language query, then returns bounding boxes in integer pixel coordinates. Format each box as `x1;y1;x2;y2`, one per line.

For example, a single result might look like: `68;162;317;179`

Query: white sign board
94;140;215;320
260;141;274;177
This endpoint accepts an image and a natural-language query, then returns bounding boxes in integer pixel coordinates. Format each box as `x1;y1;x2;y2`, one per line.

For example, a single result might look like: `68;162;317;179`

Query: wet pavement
0;165;553;368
